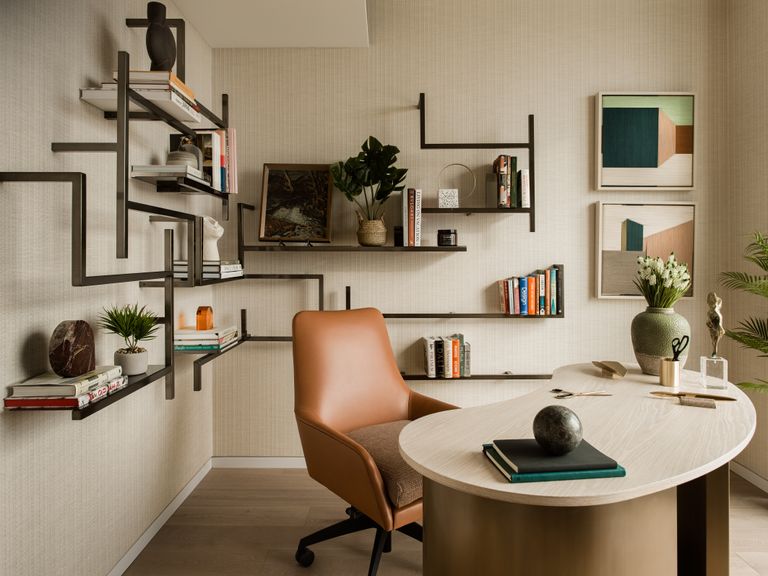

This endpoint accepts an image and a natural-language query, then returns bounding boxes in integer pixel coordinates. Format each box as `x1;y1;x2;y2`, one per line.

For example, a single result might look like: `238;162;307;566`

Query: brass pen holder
659;358;680;388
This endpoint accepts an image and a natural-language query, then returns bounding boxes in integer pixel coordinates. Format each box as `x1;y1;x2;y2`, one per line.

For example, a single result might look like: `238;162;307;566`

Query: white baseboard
211;456;307;468
107;459;212;576
731;461;768;494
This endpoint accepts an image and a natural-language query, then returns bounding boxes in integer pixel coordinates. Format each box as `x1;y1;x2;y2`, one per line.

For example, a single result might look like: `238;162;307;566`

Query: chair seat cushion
348;419;421;508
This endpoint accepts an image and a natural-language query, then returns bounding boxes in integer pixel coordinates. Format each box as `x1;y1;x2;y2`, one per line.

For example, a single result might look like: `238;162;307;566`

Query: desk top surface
399;363;756;507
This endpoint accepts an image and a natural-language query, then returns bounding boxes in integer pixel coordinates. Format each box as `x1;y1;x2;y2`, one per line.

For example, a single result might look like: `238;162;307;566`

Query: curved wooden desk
400;363;756;576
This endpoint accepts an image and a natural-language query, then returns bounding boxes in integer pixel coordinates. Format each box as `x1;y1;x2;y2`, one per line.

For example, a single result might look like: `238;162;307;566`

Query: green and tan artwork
599;94;694;188
599;203;695;297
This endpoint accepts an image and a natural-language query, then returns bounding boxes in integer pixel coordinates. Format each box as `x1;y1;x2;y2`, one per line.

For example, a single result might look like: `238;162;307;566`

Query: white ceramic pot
114;349;148;376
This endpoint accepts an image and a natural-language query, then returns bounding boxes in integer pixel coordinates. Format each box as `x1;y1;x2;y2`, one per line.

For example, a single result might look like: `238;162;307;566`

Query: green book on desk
482;443;626;483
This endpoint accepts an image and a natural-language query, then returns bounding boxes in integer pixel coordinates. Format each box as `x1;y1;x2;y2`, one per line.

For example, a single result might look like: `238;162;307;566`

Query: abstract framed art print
596;202;695;298
596;93;695;190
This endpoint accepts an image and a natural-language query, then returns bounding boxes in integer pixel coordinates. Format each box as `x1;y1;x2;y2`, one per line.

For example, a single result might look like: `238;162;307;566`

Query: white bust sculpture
202;216;224;261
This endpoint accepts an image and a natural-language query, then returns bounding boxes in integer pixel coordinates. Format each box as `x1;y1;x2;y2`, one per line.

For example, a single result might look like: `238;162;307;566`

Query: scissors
672;335;690;361
550;388;612;399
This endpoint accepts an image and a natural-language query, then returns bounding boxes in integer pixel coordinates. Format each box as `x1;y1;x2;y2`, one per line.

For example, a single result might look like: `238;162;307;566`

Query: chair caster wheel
295;547;315;567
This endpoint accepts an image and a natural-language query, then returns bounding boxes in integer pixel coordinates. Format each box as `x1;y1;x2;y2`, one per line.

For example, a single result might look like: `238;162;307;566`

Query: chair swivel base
295;507;423;576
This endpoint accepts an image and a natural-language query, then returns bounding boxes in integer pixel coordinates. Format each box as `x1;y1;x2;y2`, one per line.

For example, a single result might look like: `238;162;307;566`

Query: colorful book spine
401;190;409;247
519;277;528;316
550;267;558;315
407;188;416;247
498;280;508;313
555;265;563;315
545;269;551;315
528;275;537;316
506;278;515;315
226;127;238;194
463;342;471;377
414;188;422;246
107;375;128;394
512;277;520;315
538;271;546;315
451;337;460;378
4;394;91;409
507;156;518;207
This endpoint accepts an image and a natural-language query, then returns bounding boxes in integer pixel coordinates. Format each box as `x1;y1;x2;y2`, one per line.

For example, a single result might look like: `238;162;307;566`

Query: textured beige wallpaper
0;1;218;574
212;0;729;457
723;0;768;480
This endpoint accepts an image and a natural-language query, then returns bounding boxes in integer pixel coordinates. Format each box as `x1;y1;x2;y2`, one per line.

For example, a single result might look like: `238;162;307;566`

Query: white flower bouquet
634;253;691;308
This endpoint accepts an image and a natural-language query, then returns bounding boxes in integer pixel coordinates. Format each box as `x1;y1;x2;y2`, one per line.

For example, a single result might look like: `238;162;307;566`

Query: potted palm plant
330;136;408;246
98;304;160;376
720;232;768;392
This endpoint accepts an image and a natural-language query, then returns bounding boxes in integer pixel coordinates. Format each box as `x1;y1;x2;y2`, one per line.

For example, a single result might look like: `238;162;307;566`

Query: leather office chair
292;308;456;576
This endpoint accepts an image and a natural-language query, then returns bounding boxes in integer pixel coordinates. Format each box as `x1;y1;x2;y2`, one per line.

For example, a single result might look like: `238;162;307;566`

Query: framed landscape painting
258;164;334;243
596;92;695;190
596;202;695;299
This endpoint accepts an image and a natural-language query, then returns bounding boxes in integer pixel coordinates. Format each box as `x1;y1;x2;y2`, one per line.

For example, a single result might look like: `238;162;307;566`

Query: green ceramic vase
630;307;691;376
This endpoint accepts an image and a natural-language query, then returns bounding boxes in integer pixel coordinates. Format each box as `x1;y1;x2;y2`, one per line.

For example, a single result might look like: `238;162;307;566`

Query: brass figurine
706;292;725;357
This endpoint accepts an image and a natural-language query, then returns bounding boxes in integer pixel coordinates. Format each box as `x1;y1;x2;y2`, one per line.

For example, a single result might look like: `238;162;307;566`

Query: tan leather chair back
293;308;410;432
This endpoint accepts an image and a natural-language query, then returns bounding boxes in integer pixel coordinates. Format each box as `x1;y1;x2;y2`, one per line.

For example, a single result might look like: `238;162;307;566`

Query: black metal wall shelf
421;207;531;214
402;373;552;381
243;245;467;253
0;172;177;413
416;93;536;232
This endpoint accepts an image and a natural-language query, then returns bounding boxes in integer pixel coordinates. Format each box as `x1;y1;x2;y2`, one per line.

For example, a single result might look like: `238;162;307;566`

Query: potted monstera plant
98;304;160;376
330;136;408;246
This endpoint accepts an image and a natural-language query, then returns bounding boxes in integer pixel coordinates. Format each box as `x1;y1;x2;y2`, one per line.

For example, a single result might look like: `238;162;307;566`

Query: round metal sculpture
146;2;176;72
48;320;96;377
533;405;583;455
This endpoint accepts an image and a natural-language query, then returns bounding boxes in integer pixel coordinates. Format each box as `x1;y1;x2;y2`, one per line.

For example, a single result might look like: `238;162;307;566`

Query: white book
203;270;244;279
80;88;201;123
414;188;422;246
441;337;453;379
423;337;437;378
520;169;531;208
131;164;205;180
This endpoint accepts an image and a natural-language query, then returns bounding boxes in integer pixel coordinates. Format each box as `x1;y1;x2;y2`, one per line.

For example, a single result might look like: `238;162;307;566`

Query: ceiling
175;0;370;48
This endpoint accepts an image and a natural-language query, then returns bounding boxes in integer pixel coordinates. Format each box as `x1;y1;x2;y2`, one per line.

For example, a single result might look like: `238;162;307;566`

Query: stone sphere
533;405;583;455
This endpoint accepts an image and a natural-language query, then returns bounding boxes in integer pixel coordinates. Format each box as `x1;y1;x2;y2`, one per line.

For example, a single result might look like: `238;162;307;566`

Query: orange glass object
196;306;214;330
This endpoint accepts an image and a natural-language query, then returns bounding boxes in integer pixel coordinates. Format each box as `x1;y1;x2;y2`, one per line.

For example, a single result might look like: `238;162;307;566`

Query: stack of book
400;188;422;246
173;260;244;281
174;325;238;353
497;264;562;316
170;129;238;194
483;438;626;483
131;164;208;186
422;334;470;378
4;366;127;410
489;154;530;209
80;70;201;123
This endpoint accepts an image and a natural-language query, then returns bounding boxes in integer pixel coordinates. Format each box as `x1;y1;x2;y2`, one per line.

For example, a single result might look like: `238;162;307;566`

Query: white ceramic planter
114;349;148;376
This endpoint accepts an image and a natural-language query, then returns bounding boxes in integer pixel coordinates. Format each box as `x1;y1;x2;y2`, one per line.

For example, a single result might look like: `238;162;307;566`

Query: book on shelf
491;438;618;474
226;128;238;195
492;155;518;208
8;366;122;398
80;87;201;123
496;265;561;316
423;337;437;378
404;188;423;247
175;325;238;340
99;82;197;113
172;132;227;191
422;334;470;378
111;69;195;101
215;129;227;193
173;263;242;273
441;336;453;378
174;336;240;353
131;164;207;185
463;342;471;377
519;168;531;208
483;444;626;483
4;394;91;409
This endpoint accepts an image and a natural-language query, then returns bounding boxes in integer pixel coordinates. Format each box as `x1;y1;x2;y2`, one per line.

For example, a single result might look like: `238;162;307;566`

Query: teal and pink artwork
598;94;694;189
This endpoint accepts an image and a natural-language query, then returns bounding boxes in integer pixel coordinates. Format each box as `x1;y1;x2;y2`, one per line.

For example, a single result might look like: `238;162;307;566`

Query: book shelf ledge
133;174;229;200
384;313;564;319
402;373;552;381
242;245;467;253
5;365;174;421
421;207;532;214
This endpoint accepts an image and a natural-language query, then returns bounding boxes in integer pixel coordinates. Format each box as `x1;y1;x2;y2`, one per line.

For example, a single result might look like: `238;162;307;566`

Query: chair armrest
408;391;458;421
296;416;396;530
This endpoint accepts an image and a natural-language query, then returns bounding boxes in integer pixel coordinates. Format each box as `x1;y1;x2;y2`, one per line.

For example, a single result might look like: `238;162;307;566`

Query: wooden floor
125;469;768;576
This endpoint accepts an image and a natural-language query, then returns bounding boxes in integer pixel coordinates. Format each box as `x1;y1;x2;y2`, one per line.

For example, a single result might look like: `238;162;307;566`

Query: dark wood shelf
242;245;467;253
401;373;552;380
47;365;172;420
421;207;531;214
384;313;564;319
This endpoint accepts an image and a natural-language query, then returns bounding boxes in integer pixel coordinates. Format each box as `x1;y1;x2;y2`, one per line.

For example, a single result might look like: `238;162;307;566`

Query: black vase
146;2;176;72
